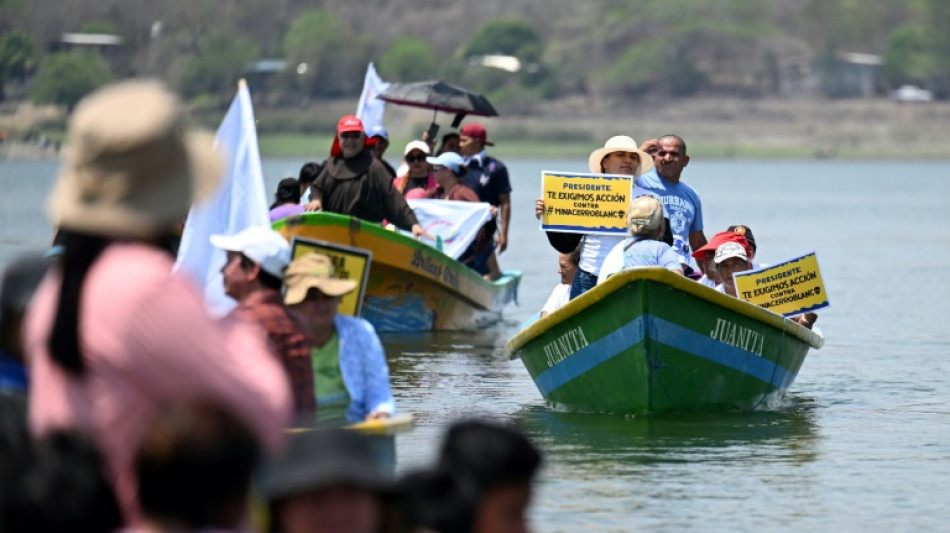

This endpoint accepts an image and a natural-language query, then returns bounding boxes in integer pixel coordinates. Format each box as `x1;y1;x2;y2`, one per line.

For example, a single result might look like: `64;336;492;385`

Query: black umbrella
377;80;499;130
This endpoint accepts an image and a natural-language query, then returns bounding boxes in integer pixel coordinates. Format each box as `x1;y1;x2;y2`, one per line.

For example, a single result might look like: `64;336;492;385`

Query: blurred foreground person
260;428;393;533
0;431;122;533
133;402;261;533
400;420;542;533
23;79;291;524
284;253;395;424
1;252;50;393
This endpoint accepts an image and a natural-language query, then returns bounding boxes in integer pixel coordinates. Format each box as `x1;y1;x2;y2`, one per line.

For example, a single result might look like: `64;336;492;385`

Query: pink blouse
24;243;291;523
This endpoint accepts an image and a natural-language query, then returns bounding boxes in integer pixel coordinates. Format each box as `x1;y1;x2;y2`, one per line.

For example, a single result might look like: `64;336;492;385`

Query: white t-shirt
578;234;624;275
541;283;571;315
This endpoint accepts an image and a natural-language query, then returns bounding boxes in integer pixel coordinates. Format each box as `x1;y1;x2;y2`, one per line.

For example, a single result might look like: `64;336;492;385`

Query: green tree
30;50;112;109
462;18;543;63
0;30;36;98
882;25;937;87
178;28;259;98
378;36;438;81
283;9;370;97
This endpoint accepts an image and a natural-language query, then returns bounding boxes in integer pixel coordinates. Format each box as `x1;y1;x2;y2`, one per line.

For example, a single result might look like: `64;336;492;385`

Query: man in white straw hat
535;135;658;299
23;79;291;524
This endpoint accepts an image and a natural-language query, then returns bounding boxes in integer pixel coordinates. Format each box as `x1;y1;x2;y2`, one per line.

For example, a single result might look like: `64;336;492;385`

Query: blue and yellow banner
733;252;829;317
540;171;632;235
289;237;372;317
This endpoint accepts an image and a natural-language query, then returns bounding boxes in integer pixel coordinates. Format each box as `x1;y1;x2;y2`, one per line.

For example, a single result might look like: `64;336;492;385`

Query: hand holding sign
733;252;829;318
539;171;633;235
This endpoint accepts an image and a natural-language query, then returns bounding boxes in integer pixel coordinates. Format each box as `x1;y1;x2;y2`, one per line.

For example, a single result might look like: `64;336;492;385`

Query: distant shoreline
4;96;950;161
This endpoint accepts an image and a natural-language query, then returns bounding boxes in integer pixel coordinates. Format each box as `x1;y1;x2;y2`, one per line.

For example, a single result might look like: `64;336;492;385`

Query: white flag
174;79;270;317
405;199;493;260
355;62;390;132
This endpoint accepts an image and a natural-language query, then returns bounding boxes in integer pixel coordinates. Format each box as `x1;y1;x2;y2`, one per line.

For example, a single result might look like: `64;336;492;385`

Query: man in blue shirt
637;135;708;265
459;123;511;280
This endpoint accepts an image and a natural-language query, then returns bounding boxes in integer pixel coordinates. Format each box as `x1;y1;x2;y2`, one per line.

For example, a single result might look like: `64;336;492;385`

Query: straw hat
48;79;222;239
626;195;664;236
587;135;654;176
283;253;358;305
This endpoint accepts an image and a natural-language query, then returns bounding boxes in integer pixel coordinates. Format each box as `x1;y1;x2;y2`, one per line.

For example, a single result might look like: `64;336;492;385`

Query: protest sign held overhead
733;252;829;317
540;171;632;235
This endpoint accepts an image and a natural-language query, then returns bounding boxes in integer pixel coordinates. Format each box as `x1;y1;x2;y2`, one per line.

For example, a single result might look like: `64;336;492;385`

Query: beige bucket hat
48;79;223;239
283;253;358;305
626;194;664;236
587;135;655;176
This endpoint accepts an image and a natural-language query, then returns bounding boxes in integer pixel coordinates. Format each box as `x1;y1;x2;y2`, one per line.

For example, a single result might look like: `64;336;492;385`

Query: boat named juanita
543;326;589;367
709;318;765;356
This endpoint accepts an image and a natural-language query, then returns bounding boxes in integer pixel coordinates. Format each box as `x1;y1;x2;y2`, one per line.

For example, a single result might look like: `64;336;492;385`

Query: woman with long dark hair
23;80;291;525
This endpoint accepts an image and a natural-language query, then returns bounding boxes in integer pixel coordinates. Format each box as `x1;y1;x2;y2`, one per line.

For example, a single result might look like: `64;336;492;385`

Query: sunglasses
339;132;362;140
405;154;428;163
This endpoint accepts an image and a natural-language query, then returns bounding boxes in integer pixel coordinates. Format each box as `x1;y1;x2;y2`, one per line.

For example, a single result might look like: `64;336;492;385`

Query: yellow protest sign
540;171;632;235
289;237;372;317
734;252;829;317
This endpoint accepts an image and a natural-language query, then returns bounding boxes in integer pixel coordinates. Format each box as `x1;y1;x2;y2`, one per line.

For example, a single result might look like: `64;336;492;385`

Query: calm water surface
2;158;949;532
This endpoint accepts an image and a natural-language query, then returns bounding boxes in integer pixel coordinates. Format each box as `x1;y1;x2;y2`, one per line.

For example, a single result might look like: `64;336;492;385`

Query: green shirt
311;332;350;423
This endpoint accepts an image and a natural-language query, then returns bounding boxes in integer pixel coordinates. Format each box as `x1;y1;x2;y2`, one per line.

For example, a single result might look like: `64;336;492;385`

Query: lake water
2;157;950;532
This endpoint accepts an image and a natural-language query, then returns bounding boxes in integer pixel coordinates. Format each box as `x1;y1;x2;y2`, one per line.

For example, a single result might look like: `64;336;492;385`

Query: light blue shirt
635;169;704;246
335;315;396;423
597;238;682;284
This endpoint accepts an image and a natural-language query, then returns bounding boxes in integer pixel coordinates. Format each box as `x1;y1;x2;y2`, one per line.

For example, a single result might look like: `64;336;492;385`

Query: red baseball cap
336;115;364;134
330;115;368;157
460;123;494;146
691;231;751;260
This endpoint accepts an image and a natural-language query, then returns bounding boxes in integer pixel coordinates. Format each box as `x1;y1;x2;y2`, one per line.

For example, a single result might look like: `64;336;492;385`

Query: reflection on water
515;398;820;467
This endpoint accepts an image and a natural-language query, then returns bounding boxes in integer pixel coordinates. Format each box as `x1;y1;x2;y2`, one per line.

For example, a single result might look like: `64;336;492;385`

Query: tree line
0;0;947;114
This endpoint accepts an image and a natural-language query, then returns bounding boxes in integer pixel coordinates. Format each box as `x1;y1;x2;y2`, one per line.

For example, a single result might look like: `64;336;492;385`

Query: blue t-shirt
635;169;703;246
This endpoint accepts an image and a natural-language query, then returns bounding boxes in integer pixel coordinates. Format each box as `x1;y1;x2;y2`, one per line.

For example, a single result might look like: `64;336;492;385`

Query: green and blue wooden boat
506;268;824;414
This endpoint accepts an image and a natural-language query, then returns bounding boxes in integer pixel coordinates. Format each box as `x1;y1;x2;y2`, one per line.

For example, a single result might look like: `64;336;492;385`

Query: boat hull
507;268;823;414
275;212;520;332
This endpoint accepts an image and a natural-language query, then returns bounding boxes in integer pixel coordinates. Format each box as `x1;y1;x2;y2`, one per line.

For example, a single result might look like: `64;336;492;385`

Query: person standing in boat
635;134;708;262
424;152;500;280
535;136;656;298
598;195;684;283
459;123;510;279
284;252;395;424
368;124;397;178
393;140;437;197
306;115;433;241
211;227;317;421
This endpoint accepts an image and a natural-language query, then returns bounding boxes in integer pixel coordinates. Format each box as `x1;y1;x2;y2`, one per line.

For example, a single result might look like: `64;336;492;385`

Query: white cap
714;241;748;264
210;227;291;277
403;140;431;156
